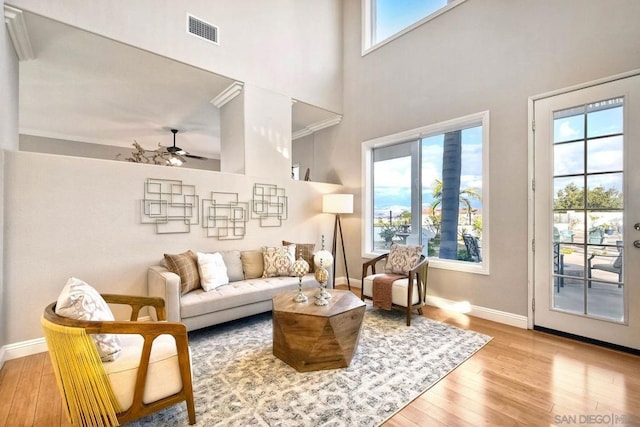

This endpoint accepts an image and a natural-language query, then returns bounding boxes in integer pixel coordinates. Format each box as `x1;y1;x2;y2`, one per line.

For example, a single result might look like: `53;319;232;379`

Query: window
363;111;489;274
362;0;467;54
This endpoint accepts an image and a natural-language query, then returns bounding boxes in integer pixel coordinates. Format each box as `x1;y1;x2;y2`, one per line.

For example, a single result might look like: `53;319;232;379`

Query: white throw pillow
55;277;121;362
197;252;229;291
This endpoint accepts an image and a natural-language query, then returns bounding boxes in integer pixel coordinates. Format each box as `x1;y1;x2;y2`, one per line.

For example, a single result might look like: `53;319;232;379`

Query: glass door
533;74;640;350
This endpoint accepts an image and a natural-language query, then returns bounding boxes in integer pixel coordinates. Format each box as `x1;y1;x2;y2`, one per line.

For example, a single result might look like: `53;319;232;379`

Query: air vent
187;14;219;45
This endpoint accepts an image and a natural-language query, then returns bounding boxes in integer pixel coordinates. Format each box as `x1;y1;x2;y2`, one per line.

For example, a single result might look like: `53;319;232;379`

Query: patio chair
554;243;565;293
462;234;482;262
41;293;196;426
587;241;623;288
588;227;605;244
361;245;429;326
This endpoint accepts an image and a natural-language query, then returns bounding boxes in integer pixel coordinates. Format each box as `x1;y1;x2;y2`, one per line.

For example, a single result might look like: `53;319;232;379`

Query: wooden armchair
41;294;195;426
361;253;429;326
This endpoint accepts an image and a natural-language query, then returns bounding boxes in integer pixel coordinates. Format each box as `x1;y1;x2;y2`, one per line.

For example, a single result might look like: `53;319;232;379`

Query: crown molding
292;115;342;140
210;81;244;108
4;5;35;61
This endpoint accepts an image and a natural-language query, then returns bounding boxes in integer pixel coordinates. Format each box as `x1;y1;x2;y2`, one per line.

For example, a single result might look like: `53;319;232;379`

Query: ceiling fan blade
185;153;210;160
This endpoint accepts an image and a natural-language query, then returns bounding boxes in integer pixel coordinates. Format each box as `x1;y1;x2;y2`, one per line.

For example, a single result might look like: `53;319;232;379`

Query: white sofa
148;248;331;331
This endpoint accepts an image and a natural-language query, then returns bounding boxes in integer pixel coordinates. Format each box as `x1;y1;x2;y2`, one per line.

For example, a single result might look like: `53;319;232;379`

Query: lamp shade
322;194;353;214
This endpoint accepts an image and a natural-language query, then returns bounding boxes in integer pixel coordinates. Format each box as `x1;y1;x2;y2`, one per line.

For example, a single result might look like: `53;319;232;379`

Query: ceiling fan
163;129;209;161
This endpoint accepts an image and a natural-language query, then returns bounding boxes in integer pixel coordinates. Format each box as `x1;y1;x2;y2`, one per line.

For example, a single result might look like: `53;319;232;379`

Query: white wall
333;0;640;316
8;0;343;113
20;135;221;171
292;134;314;181
291;131;341;185
4;151;341;344
243;84;292;180
1;0;20;355
220;91;245;175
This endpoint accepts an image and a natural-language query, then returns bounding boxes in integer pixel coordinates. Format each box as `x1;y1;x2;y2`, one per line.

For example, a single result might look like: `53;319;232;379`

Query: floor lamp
322;194;354;290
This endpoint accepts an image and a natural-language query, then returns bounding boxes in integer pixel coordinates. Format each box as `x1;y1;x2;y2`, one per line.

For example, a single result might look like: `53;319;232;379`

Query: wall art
141;178;199;234
202;192;249;240
251;183;288;227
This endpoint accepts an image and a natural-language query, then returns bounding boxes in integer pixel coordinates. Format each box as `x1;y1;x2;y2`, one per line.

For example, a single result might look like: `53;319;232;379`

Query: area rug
131;306;491;426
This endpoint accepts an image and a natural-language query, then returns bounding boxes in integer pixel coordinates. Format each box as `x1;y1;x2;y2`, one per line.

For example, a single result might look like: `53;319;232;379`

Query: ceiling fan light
169;156;183;166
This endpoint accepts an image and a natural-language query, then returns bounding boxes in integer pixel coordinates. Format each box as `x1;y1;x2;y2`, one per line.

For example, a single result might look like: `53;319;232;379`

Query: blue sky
375;0;448;42
553;104;624;197
373;126;483;218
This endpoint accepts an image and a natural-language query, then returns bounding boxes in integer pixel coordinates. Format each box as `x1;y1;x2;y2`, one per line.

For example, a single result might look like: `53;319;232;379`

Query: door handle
634;240;640;248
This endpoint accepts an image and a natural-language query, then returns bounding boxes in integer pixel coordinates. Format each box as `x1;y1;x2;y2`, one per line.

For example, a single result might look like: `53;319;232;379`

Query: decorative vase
313;236;334;306
292;257;310;303
314;263;330;306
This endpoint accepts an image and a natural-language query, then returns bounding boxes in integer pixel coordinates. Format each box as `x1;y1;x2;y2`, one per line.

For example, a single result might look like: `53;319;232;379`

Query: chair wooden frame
361;254;429;326
42;294;195;426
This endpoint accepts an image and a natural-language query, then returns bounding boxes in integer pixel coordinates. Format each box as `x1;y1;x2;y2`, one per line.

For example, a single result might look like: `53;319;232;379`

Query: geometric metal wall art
201;191;249;240
251;183;288;227
141;178;199;234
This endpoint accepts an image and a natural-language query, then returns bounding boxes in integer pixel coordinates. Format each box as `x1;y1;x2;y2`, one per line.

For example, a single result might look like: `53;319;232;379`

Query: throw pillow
164;250;200;295
197;252;229;291
55;277;121;362
262;245;296;277
219;250;244;282
384;243;424;275
282;240;316;273
241;250;264;279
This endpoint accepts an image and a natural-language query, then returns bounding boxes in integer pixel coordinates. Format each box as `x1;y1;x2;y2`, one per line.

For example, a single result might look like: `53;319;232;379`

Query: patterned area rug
132;305;491;426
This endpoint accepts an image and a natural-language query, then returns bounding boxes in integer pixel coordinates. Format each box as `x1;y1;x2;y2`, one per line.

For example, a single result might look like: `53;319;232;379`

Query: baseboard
425;295;528;329
0;315;155;364
336;277;361;289
0;346;6;370
2;337;48;363
339;280;525;329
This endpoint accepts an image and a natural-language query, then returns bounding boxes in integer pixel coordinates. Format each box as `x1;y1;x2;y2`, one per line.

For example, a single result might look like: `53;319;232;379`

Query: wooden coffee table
272;289;366;372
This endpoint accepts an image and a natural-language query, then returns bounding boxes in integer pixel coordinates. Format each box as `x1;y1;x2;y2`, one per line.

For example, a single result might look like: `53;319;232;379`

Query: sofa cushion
180;274;317;319
219;250;244;282
197;252;229;291
282;240;316;272
241;250;264;279
384;243;423;275
55;277;121;362
262;245;296;277
164;250;200;295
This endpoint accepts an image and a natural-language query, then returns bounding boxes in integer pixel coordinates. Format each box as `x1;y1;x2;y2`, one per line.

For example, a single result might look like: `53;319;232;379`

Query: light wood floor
1;301;639;426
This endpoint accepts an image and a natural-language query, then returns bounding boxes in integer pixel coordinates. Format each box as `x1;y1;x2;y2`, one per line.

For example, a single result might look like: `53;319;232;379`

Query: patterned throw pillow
55;277;121;362
197;252;229;291
384;243;424;275
164;250;200;295
262;245;296;277
282;240;315;272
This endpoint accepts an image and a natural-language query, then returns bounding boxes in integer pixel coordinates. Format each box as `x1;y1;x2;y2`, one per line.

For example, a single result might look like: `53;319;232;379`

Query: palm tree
439;131;462;259
430;179;481;220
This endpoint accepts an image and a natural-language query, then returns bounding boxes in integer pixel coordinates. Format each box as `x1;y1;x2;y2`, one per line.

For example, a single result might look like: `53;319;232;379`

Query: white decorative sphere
314;250;334;268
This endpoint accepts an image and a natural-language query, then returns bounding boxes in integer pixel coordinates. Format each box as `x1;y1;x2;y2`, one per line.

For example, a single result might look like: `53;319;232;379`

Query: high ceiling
16;11;339;160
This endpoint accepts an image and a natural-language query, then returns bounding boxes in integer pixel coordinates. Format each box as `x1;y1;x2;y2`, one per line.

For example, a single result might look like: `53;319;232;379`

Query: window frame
362;111;490;274
361;0;468;55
